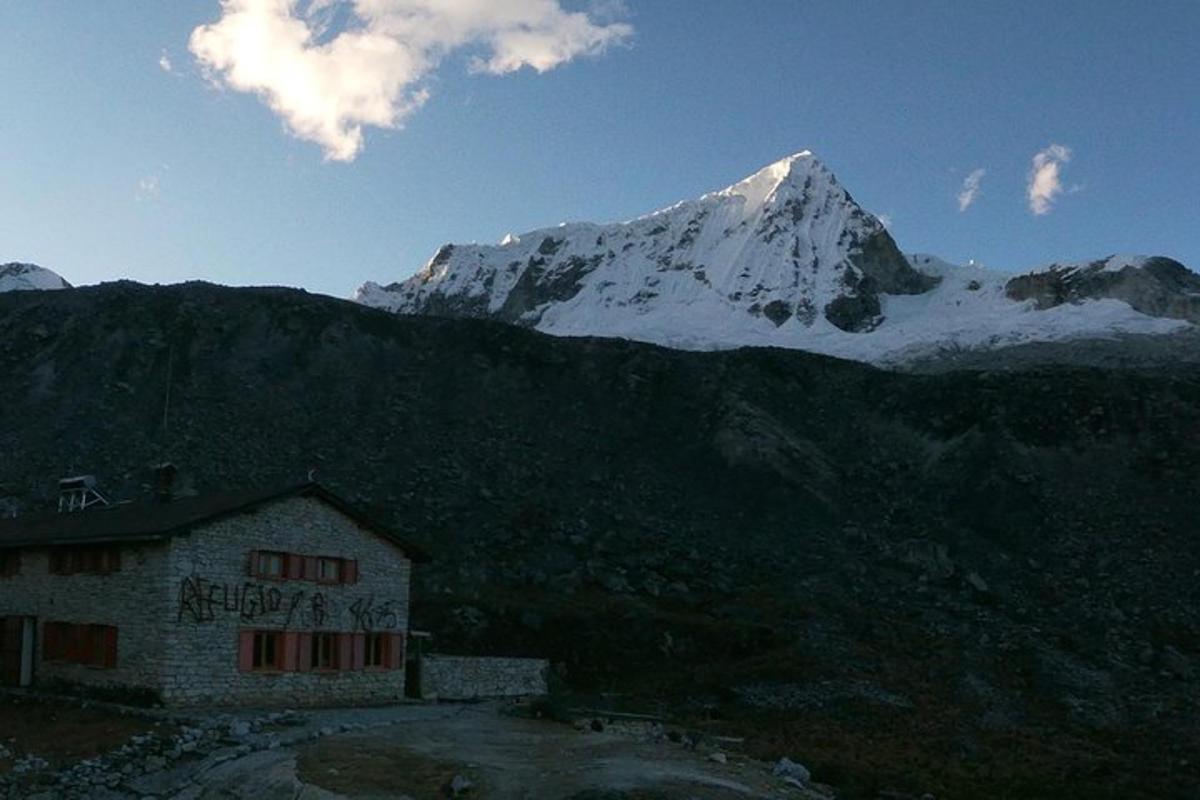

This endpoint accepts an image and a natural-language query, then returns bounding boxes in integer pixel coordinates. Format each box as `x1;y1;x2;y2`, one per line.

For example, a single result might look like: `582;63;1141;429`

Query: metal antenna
162;344;174;436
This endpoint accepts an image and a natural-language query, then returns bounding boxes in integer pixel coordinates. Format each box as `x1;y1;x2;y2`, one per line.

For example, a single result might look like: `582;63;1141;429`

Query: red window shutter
297;633;313;672
337;633;353;671
302;557;318;580
65;624;81;663
387;633;404;670
281;631;299;671
49;622;64;660
285;553;303;580
351;633;366;670
247;550;260;578
237;631;255;672
108;548;121;574
343;559;358;585
104;627;118;668
81;625;98;665
42;623;56;660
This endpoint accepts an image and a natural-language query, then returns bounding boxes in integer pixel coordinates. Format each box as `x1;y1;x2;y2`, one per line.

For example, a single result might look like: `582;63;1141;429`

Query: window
42;622;117;668
0;550;19;577
239;631;402;673
365;633;387;668
253;551;285;579
252;631;281;670
317;558;342;583
311;633;339;670
250;550;357;584
48;545;120;575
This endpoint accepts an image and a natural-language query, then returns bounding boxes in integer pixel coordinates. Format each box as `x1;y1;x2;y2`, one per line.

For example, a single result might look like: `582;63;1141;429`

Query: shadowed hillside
2;281;1198;798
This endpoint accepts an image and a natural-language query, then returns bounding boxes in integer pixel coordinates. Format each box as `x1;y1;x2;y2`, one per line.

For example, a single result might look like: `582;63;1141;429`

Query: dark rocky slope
1006;256;1200;324
1;282;1198;798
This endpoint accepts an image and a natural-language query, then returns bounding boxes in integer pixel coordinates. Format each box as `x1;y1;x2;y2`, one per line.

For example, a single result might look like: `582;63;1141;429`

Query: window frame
48;545;121;576
253;551;286;581
364;633;387;669
316;557;343;584
311;632;339;671
42;622;117;669
251;630;282;671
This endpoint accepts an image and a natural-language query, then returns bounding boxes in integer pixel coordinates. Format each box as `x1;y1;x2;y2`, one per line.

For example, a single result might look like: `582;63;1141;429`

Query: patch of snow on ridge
0;263;71;292
1026;254;1150;275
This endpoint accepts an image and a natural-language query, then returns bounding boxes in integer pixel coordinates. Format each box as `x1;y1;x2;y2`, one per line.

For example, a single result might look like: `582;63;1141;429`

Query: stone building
0;478;428;706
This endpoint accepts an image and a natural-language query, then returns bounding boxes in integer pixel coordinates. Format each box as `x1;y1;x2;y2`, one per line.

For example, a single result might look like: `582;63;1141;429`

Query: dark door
0;616;21;686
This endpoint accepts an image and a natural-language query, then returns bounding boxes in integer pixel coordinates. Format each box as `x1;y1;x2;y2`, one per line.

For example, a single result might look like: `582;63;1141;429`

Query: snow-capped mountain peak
356;154;1197;365
0;263;71;293
358;151;936;339
711;150;817;211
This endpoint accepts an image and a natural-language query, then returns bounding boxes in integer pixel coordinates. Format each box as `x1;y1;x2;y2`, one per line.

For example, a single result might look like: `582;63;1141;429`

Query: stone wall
0;542;173;695
419;655;549;700
162;495;413;707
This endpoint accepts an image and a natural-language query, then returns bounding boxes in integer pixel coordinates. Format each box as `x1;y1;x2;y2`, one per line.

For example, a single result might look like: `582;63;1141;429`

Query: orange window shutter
104;627;118;668
387;633;404;669
247;550;260;578
343;559;358;584
351;633;366;670
237;631;255;672
337;633;353;671
281;631;299;671
297;633;313;672
286;553;303;580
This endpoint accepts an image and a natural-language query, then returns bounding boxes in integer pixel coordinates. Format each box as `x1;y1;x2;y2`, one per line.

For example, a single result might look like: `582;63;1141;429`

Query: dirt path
302;705;776;798
180;703;810;800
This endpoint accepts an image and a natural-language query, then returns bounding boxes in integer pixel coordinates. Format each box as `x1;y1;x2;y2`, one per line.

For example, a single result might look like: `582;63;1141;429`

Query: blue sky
1;1;1197;298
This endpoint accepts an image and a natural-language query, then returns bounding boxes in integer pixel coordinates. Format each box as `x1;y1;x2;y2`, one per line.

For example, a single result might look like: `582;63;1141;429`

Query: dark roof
0;481;430;562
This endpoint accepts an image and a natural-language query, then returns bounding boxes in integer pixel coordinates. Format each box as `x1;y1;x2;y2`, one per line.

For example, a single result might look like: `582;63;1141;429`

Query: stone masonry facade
163;496;412;706
0;542;172;692
0;495;413;706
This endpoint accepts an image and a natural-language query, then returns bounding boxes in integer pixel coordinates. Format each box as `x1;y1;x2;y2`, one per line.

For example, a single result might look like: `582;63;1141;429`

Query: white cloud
137;175;161;199
876;213;893;229
189;0;633;162
137;165;170;200
1027;144;1072;216
957;168;985;212
159;50;174;73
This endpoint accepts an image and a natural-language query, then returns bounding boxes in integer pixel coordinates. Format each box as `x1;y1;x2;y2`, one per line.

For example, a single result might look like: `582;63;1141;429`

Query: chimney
58;475;109;513
153;463;178;503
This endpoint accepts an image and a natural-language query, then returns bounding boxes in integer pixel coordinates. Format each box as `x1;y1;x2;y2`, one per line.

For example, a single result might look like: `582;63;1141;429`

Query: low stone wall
419;655;548;700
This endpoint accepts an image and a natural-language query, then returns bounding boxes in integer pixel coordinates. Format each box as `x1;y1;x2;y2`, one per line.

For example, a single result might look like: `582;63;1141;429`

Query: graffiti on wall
175;576;400;631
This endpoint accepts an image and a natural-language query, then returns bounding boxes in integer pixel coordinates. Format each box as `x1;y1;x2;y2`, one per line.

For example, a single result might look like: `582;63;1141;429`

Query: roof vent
58;475;109;513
